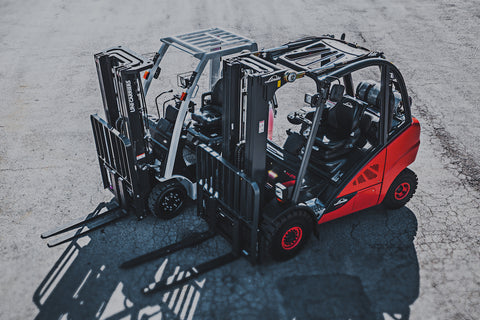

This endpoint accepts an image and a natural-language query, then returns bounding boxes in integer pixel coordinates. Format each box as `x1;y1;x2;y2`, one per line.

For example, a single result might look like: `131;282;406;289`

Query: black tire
383;168;418;209
263;210;313;261
148;181;187;219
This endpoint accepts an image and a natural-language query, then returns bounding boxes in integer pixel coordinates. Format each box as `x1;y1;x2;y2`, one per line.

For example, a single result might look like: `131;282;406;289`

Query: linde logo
334;197;348;207
125;80;135;112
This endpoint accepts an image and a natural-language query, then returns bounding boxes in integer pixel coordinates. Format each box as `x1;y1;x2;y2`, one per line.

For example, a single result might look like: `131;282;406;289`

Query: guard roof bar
161;27;257;59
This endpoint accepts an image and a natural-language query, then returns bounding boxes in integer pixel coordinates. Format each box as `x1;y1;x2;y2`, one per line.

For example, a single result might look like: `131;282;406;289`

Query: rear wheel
383;168;418;209
263;210;313;261
148;181;187;219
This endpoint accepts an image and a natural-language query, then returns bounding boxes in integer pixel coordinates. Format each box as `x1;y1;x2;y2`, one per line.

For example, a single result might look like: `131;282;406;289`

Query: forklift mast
222;56;286;185
195;54;316;263
92;47;153;216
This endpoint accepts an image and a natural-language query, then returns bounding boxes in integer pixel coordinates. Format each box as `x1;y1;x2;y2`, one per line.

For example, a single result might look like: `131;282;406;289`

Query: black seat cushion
191;109;222;127
200;78;223;113
325;99;363;136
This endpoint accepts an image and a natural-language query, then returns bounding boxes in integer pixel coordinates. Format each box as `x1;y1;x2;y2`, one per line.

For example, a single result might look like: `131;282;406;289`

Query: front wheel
148;181;187;219
383;168;418;209
263;210;313;261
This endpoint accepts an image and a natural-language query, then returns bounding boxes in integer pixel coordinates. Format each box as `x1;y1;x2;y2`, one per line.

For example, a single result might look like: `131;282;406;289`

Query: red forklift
127;35;420;295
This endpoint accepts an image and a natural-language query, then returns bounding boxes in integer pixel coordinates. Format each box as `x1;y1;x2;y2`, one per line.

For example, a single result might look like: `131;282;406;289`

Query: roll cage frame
142;28;257;180
224;36;413;213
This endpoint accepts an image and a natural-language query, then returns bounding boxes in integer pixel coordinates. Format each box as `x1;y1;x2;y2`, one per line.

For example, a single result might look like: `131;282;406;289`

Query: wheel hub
281;226;303;250
394;182;410;200
161;190;182;212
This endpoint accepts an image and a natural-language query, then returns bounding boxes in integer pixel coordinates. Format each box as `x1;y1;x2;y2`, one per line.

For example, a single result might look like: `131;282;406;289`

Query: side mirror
329;84;344;102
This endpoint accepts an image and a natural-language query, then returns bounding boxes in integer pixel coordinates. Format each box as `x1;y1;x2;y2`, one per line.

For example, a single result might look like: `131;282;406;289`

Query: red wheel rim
281;226;303;250
394;182;410;200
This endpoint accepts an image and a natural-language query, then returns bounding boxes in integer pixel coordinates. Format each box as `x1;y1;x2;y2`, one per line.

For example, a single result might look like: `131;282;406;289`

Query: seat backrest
165;104;179;123
325;96;363;138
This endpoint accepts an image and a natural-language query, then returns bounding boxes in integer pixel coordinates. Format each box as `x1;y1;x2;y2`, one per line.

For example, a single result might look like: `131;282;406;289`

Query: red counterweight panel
318;118;420;225
379;117;420;203
318;150;386;224
338;150;386;198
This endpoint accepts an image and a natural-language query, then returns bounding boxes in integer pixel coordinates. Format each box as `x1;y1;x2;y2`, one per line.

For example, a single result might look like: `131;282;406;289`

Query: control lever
287;111;304;125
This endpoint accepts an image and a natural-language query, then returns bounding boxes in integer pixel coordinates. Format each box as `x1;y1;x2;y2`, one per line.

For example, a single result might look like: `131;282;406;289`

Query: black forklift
41;28;257;247
129;35;420;295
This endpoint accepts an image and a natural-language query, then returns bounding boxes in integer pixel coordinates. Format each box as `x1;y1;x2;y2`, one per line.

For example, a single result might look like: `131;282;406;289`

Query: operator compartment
266;82;383;208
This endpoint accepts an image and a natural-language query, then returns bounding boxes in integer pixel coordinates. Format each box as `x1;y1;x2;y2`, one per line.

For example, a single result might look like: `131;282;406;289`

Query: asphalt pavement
0;0;479;319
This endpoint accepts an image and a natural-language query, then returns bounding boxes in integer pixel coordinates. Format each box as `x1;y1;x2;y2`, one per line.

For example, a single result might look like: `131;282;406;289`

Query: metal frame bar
163;58;208;178
160;28;257;59
380;65;390;145
291;92;327;203
93;48;153;217
143;28;257;182
144;43;169;95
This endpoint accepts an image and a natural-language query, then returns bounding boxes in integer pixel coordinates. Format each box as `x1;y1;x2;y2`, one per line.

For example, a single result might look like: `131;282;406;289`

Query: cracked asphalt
0;0;479;319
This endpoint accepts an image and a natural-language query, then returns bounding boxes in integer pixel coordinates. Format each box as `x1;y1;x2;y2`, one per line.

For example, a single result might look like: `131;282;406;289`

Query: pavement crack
410;89;480;195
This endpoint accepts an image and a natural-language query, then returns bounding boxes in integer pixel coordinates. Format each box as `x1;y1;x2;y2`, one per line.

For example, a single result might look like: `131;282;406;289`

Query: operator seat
153;104;179;141
314;95;366;161
156;104;178;134
191;79;223;132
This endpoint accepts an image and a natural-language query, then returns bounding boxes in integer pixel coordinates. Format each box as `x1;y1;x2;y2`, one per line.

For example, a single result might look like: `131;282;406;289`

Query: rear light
268;170;278;180
143;71;150;80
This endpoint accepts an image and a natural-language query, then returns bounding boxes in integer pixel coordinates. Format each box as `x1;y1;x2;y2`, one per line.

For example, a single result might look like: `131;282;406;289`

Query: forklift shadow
33;203;419;320
267;205;419;320
33;201;214;320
